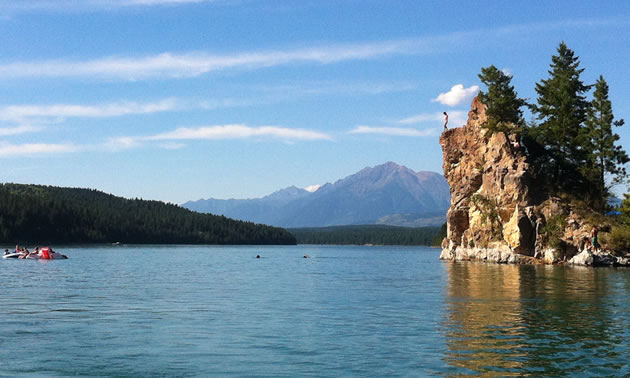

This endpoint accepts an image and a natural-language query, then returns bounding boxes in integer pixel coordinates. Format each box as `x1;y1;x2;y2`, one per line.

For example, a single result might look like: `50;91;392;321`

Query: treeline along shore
0;184;296;245
289;225;444;246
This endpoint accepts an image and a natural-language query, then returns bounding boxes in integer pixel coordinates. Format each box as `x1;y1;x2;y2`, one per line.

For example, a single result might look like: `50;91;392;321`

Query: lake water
1;245;629;376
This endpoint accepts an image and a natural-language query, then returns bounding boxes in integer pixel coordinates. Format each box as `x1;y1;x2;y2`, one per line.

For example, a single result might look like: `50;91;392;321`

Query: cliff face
438;97;624;265
440;97;538;262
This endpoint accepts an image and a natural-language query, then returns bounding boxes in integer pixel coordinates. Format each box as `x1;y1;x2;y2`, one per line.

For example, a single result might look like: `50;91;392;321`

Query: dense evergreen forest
289;225;442;246
0;184;296;245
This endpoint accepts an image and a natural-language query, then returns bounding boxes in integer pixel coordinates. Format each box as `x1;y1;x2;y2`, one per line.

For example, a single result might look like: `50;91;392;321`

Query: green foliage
470;194;503;240
600;183;630;255
0;183;296;245
477;65;526;134
584;76;629;208
604;226;630;255
540;214;567;250
525;42;628;212
528;42;592;196
289;225;442;246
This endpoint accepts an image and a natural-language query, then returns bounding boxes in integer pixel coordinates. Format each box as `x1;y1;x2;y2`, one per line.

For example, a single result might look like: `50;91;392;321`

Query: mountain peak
263;185;309;201
183;162;449;227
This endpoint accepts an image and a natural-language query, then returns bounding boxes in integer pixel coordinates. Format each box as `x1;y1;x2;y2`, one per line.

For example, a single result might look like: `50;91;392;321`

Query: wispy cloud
399;110;468;127
0;0;217;13
349;109;470;137
0;16;624;80
104;136;141;152
256;81;418;97
0;41;421;80
0;99;179;122
0;141;79;157
148;124;332;141
102;124;332;152
0;125;42;136
349;126;438;137
397;112;445;124
432;84;479;107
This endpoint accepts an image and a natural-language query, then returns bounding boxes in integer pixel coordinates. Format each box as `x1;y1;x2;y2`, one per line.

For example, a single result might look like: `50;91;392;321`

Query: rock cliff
439;97;628;266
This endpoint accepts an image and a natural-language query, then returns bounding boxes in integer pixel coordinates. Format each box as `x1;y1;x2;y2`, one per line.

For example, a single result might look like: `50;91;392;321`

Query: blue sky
1;0;629;203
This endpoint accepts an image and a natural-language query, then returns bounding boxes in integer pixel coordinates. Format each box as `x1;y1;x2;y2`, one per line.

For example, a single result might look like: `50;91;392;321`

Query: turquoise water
1;245;629;376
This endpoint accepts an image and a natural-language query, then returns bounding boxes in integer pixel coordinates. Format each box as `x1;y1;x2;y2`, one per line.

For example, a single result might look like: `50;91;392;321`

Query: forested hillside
0;184;296;245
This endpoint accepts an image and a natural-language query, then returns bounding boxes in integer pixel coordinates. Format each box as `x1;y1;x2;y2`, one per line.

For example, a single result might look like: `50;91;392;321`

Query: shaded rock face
440;97;538;260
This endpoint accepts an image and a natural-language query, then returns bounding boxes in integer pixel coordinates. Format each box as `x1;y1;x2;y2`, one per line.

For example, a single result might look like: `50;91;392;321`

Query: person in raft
443;112;449;131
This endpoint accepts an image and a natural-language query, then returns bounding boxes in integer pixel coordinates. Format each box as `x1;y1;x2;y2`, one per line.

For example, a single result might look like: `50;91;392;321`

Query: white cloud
100;124;332;151
104;136;141;151
0;17;621;80
0;40;424;80
432;84;479;107
0;99;179;122
304;184;320;193
0;141;79;157
0;125;41;136
349;126;438;137
148;124;332;141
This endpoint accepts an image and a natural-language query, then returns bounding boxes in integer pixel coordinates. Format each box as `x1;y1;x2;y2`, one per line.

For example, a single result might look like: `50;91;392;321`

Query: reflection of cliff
442;263;626;375
442;262;526;374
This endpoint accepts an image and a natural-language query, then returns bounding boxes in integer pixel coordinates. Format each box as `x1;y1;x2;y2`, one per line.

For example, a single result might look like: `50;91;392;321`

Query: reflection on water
2;246;630;375
442;262;630;376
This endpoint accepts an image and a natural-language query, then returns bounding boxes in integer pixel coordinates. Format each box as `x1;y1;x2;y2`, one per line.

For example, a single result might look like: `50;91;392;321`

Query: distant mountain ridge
183;162;450;227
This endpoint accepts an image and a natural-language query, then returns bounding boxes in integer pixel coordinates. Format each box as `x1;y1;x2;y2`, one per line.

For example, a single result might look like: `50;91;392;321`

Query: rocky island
438;46;629;267
439;97;628;266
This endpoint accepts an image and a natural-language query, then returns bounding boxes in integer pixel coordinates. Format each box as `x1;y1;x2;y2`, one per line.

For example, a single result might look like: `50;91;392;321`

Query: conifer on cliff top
477;65;526;134
529;42;591;193
585;75;629;207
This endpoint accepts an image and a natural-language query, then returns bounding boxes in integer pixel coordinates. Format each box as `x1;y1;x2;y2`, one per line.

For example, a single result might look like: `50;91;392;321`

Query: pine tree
585;75;629;207
529;42;592;194
477;65;526;133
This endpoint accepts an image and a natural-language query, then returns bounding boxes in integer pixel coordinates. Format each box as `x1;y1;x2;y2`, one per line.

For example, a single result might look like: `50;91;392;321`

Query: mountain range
183;162;450;228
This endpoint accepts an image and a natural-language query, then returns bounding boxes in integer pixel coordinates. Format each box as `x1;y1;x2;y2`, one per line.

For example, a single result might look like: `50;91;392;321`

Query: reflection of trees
441;263;628;376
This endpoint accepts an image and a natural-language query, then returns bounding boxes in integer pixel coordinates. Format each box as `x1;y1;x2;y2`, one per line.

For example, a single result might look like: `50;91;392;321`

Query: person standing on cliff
443;112;448;131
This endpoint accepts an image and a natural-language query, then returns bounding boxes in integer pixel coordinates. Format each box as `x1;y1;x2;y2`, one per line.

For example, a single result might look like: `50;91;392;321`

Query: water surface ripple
1;245;629;376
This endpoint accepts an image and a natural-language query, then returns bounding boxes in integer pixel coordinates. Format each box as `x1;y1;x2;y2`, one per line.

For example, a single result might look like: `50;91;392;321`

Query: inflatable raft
2;247;67;260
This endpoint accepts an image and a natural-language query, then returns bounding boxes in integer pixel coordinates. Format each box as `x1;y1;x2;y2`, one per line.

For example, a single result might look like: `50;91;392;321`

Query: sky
1;0;629;203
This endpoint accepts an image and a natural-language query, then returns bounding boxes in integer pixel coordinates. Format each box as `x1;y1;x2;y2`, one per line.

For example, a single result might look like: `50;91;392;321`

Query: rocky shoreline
440;247;630;267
